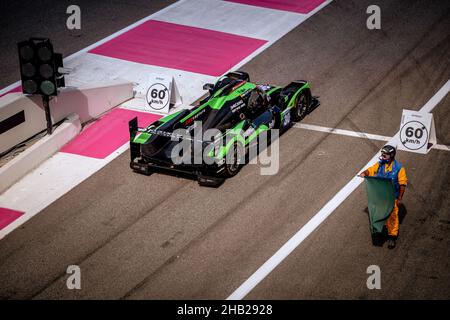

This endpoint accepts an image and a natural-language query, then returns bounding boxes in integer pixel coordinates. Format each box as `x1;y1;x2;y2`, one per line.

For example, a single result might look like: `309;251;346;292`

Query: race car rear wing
128;116;215;161
129;117;183;142
129;117;140;162
129;117;202;141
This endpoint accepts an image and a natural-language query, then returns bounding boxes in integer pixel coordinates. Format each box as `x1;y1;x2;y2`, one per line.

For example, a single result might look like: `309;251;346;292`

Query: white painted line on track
433;144;450;151
420;80;450;113
227;79;450;300
293;123;450;152
294;123;391;141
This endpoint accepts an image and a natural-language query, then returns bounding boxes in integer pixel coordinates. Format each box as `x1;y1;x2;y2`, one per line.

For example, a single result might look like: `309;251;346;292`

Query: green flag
364;176;396;234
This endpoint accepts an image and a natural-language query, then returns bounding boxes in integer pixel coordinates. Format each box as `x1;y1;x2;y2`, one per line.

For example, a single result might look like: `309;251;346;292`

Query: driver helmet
248;88;267;111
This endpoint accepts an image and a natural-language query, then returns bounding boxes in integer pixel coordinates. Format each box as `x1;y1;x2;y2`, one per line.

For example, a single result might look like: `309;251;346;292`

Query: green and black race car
129;71;319;187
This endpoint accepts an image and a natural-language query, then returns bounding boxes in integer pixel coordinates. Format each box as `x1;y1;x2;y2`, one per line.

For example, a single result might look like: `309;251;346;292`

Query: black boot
372;232;384;247
387;238;396;249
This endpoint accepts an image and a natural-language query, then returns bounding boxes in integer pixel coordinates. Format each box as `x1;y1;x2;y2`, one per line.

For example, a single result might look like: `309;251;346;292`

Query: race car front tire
197;174;225;187
223;142;245;177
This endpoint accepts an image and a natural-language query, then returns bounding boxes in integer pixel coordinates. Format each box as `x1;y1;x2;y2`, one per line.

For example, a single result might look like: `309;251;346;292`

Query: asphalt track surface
1;0;449;299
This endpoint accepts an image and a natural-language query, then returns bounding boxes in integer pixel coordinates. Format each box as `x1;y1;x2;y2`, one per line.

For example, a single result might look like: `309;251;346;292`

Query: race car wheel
291;89;311;122
224;142;244;177
197;174;225;188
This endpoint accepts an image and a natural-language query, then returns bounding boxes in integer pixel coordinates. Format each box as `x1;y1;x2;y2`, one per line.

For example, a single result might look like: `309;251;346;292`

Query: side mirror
203;83;214;91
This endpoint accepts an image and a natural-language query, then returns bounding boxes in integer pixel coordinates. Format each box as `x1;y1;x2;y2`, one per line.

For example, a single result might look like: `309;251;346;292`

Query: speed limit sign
146;83;170;111
397;109;436;154
130;74;182;114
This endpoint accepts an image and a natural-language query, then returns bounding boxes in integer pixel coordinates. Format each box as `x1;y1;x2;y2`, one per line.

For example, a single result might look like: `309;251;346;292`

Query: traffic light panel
18;38;64;96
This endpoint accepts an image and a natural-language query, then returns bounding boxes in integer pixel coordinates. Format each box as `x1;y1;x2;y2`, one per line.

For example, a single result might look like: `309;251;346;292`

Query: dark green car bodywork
129;71;319;186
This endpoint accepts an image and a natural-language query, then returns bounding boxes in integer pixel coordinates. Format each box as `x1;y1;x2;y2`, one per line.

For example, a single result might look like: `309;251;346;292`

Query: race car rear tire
223;142;245;177
291;89;311;122
130;160;153;176
197;174;225;188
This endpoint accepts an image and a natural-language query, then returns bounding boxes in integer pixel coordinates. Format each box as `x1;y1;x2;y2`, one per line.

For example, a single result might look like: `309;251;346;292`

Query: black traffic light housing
18;38;64;96
17;38;66;134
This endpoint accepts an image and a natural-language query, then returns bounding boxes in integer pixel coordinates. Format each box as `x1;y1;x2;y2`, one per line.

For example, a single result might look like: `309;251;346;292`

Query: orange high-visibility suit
366;160;407;237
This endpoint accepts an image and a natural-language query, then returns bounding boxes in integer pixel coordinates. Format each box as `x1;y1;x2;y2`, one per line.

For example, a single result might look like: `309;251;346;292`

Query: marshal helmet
380;145;396;162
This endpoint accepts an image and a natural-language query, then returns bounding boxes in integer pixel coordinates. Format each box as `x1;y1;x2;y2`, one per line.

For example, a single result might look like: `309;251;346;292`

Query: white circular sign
400;120;428;150
146;83;169;110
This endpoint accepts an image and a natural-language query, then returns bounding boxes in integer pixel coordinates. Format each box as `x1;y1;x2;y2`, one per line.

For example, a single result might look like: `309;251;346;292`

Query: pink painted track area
60;108;161;159
0;85;22;98
225;0;326;14
89;20;267;76
0;207;24;230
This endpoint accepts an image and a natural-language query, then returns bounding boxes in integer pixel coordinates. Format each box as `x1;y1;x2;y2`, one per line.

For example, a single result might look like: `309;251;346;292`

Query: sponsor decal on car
230;100;245;113
184;108;207;126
